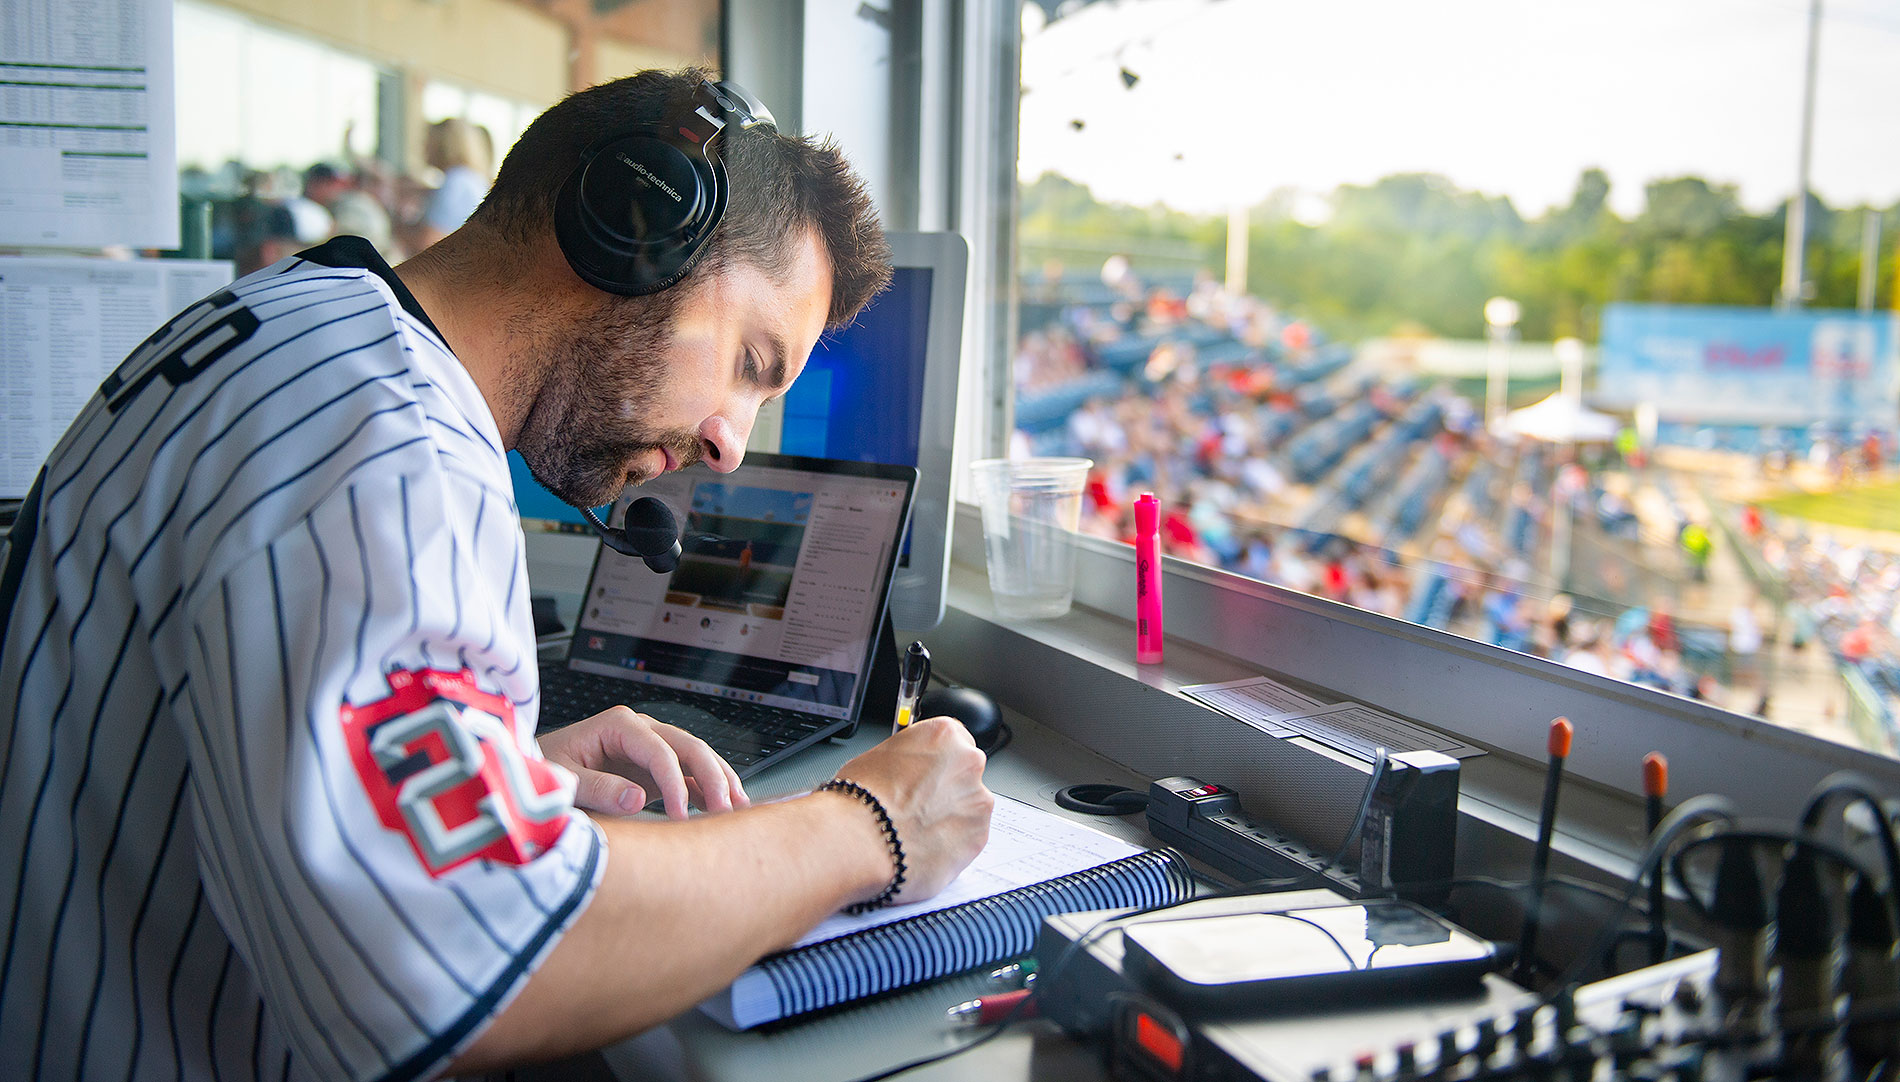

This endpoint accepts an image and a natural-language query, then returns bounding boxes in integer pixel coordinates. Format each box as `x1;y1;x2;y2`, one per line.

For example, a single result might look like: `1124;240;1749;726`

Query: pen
893;640;931;732
946;982;1037;1025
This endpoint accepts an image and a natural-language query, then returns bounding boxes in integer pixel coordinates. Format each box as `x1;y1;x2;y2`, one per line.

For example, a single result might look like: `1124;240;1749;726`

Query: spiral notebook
699;796;1195;1030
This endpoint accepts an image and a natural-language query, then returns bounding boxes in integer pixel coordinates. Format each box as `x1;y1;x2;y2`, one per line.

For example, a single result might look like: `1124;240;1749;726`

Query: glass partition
169;0;721;272
1011;0;1900;760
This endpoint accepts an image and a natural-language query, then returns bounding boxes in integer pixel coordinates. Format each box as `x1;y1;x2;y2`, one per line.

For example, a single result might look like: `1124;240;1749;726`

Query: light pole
1778;0;1822;311
1485;296;1521;432
1550;337;1586;587
1860;209;1882;312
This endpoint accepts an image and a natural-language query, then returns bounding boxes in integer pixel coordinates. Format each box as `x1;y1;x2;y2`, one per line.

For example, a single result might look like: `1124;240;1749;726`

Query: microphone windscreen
623;497;679;557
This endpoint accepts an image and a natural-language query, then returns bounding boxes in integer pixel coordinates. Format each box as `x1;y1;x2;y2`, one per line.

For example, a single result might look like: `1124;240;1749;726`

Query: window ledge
936;503;1900;886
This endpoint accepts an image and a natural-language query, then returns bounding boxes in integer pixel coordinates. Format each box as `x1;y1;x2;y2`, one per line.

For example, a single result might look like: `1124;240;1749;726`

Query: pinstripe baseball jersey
0;236;604;1082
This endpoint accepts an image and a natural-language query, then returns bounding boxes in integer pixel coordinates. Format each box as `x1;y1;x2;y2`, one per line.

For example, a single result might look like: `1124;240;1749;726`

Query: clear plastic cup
968;457;1093;620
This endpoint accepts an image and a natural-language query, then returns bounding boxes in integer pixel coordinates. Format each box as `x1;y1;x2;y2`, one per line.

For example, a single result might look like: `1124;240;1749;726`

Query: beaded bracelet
819;778;907;914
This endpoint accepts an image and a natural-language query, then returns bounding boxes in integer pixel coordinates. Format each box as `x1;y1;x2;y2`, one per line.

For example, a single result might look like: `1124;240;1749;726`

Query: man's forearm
448;787;888;1071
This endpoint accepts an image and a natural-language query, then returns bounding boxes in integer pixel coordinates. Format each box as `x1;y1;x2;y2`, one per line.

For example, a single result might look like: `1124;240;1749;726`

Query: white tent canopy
1493;392;1620;442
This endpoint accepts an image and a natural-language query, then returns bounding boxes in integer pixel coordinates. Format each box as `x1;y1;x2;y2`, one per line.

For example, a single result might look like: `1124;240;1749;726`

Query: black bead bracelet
819;778;907;914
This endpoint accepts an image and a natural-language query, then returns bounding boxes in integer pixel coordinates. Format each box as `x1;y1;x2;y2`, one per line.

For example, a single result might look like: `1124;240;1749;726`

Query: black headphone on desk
552;79;777;297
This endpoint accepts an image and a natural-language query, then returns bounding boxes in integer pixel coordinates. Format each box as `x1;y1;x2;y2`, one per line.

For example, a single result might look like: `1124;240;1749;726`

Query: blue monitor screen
779;266;931;472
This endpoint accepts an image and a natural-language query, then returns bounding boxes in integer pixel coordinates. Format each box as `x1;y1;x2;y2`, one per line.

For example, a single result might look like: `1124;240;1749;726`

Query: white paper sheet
791;794;1144;948
0;0;180;248
1180;675;1332;737
2;254;232;498
1181;674;1484;761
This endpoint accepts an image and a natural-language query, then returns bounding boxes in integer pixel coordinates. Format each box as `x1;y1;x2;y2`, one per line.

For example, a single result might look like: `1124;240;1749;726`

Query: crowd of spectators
1013;266;1767;714
1752;515;1900;722
180;117;495;275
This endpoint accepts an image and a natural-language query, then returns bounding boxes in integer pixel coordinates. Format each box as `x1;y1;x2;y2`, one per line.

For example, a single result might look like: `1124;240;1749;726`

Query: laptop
538;452;918;778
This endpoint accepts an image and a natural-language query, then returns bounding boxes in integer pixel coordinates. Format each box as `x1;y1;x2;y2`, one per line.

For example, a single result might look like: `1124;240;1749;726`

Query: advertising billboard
1598;304;1899;427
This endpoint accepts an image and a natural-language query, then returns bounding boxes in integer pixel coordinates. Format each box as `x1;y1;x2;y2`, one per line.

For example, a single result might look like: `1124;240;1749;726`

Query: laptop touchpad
634;701;722;727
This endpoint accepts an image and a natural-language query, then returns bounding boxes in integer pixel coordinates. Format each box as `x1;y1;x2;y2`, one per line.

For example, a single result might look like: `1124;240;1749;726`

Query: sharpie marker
1135;494;1164;665
893;640;931;732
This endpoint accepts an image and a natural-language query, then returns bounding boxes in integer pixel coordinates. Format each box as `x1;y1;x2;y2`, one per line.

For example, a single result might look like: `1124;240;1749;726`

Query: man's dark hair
475;67;891;329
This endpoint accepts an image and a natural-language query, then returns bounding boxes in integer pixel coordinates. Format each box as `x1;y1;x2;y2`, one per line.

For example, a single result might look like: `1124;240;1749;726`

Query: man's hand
829;718;993;904
537;707;750;819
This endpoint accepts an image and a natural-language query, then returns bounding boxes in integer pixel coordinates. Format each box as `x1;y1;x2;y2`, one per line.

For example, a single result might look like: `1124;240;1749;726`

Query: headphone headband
704;81;776;132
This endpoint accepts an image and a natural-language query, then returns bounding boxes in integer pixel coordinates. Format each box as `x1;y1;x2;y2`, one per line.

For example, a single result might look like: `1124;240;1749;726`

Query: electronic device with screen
537;452;916;771
777;231;967;631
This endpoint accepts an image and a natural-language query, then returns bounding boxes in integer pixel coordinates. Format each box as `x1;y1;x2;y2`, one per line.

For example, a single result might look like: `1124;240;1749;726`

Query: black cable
1256;910;1363;970
1053;783;1149;816
1324;745;1390;871
1800;770;1900;898
1532;794;1739;1010
981;720;1013;757
1666;827;1878;922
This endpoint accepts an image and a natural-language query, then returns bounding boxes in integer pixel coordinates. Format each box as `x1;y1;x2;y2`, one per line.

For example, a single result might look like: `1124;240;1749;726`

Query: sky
1018;0;1900;220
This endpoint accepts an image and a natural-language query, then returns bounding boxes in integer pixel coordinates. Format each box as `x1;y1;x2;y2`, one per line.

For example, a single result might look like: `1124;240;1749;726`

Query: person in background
410;116;493;250
1679;521;1713;584
304;161;397;257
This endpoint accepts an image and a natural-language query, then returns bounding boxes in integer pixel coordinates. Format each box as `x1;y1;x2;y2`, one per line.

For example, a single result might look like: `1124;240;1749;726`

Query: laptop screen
564;454;916;720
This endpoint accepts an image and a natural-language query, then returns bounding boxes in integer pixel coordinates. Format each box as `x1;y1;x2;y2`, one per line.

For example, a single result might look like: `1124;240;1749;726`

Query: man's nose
697;411;751;473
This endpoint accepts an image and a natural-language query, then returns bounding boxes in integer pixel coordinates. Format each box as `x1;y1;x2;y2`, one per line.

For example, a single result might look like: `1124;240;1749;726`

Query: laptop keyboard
538;667;839;774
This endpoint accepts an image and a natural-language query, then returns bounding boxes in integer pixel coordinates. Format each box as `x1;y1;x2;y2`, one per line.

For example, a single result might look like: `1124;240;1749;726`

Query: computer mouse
917;685;1006;754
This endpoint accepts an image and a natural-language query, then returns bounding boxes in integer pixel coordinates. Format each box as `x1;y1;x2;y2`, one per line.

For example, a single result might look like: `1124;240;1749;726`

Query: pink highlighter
1135;493;1164;665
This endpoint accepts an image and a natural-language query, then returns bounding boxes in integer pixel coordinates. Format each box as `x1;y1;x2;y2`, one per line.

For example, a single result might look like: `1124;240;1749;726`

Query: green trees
1017;167;1898;342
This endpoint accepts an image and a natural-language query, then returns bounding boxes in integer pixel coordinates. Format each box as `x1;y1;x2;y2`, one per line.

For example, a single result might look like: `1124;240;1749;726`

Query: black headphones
553;79;777;296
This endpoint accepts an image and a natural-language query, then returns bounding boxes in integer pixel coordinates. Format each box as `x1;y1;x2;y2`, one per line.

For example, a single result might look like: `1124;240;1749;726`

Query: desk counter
600;705;1144;1082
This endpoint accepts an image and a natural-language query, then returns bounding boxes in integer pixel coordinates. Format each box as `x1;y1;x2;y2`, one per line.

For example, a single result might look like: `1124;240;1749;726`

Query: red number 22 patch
341;667;573;877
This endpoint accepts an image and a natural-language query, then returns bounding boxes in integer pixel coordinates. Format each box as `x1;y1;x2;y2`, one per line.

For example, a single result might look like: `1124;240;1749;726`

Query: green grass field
1758;480;1900;533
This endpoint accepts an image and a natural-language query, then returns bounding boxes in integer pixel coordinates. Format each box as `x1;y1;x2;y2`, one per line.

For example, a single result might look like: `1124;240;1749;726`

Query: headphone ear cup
553;130;725;296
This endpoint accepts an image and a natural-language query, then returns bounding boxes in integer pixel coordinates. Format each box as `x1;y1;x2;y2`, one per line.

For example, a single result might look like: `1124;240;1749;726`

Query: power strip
1145;776;1363;896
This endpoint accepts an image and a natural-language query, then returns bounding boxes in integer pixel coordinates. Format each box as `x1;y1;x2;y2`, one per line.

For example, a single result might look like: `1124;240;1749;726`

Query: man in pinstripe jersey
0;69;992;1081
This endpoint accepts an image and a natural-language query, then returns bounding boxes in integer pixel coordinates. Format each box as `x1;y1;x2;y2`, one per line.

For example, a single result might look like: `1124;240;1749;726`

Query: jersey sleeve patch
341;667;574;877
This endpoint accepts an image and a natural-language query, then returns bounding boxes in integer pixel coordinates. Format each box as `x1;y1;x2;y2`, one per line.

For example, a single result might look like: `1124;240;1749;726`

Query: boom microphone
585;497;683;573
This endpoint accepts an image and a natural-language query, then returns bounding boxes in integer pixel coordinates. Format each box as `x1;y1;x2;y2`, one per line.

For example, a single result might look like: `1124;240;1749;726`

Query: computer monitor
509;231;967;631
776;232;967;631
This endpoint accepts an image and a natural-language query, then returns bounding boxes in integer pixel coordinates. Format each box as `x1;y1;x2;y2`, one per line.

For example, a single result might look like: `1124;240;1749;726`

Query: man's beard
514;300;704;510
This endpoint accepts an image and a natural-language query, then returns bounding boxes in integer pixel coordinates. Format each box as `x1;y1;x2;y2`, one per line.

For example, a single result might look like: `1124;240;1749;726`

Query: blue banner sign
1598;304;1898;426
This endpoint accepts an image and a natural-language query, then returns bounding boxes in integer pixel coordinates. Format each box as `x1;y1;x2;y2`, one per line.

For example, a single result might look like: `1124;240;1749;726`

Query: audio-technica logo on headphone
615;153;682;204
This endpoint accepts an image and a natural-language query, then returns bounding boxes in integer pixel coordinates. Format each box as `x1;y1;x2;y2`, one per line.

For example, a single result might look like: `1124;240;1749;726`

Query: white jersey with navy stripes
0;236;605;1082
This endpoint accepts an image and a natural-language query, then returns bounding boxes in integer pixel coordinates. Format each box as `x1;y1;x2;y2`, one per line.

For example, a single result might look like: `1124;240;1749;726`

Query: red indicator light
1135;1011;1184;1074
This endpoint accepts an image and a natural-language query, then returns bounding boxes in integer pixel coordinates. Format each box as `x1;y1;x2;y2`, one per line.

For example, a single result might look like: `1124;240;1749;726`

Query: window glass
1014;0;1900;758
169;0;721;274
175;3;379;177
